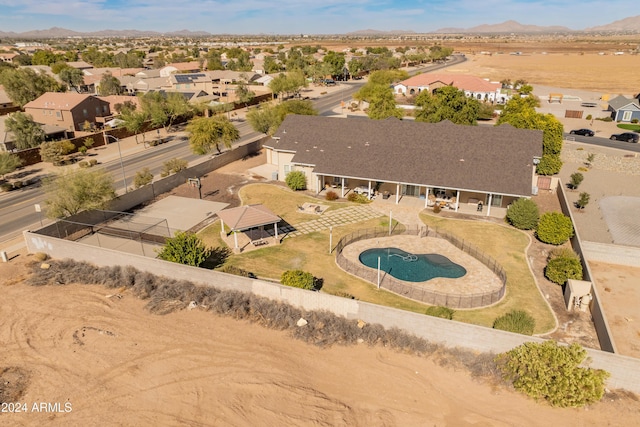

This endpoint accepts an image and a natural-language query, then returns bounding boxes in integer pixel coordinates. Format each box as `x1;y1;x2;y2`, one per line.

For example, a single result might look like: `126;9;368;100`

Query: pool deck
341;235;504;298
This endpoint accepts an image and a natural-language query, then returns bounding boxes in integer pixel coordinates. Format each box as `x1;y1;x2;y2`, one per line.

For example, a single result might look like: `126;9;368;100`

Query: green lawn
199;183;556;334
617;124;640;132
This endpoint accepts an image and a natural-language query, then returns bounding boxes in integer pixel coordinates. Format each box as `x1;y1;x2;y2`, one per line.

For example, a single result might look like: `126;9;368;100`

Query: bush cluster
157;231;212;267
506;198;539;230
536;212;574;245
493;310;535;335
281;269;316;290
219;264;255;278
285;171;306;190
545;248;583;285
536;154;563;176
495;341;609;407
134;167;154;188
347;192;369;203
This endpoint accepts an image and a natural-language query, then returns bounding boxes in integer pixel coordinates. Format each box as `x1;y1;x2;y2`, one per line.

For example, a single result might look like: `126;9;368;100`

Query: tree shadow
202;246;232;269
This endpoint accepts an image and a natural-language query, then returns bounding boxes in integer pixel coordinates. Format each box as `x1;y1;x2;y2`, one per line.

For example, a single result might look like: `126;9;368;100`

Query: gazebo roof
217;204;281;231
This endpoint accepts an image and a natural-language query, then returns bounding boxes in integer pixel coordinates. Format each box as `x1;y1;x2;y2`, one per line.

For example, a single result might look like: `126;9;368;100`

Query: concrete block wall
23;230;640;393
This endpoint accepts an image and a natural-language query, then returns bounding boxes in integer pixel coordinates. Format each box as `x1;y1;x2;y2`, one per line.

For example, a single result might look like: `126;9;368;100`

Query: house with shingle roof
394;74;506;103
264;115;542;217
608;95;640;122
23;92;111;135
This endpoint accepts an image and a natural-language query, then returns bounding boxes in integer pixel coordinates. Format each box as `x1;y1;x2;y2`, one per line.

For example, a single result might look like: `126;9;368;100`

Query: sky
0;0;636;34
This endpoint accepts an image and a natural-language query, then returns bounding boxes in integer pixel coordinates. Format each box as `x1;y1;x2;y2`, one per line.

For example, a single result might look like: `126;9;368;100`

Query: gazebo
217;204;281;251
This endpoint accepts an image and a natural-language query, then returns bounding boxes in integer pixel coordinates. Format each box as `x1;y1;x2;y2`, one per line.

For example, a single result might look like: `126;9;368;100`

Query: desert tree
414;85;480;125
186;116;239;155
0;67;63;107
97;71;123;96
58;67;85;92
365;85;404;120
569;172;584;190
0;152;23;180
133;167;154;188
39;140;75;165
140;91;193;134
4;112;46;150
43;168;116;219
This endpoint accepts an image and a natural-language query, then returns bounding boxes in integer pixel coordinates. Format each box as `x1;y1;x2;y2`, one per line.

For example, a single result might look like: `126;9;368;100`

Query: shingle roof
608;95;640;111
23;92;107;110
267;115;542;197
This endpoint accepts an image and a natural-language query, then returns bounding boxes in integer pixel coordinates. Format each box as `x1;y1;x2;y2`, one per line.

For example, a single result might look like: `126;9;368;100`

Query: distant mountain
0;27;213;39
345;29;416;36
435;20;572;34
585;15;640;32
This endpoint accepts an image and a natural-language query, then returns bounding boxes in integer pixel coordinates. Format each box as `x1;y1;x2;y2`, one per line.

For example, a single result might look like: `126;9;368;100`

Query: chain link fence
335;225;506;309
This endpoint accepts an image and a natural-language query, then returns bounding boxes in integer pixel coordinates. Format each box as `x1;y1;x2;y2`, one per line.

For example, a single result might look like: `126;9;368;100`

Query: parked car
610;132;639;143
569;128;595;137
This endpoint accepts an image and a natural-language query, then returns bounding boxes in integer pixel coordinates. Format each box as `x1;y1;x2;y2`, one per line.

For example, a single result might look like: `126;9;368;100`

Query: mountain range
1;16;639;39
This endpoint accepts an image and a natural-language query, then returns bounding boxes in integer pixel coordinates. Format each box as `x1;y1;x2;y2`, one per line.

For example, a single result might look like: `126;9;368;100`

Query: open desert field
2;255;640;426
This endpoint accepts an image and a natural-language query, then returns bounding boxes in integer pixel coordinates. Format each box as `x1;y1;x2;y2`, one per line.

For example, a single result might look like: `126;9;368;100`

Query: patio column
317;175;322;194
486;194;493;217
424;186;430;208
395;183;400;204
274;222;278;240
233;231;238;249
341;177;346;198
455;190;460;212
368;181;372;199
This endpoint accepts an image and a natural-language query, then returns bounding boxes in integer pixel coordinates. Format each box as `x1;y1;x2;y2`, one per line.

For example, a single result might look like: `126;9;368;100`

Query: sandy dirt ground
2;255;640;426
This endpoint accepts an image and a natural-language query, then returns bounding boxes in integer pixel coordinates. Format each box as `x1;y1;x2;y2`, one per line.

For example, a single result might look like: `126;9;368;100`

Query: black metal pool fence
335;225;507;309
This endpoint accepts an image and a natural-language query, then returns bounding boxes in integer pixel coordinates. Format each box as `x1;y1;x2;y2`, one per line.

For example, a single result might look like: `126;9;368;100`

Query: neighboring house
608;95;640;122
0;53;18;63
254;75;275;86
394;74;505;103
66;61;94;70
0;115;67;152
160;62;203;77
23;92;111;136
0;86;19;114
264;115;542;217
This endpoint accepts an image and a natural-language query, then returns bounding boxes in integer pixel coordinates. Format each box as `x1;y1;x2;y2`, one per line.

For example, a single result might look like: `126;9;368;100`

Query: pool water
359;247;466;282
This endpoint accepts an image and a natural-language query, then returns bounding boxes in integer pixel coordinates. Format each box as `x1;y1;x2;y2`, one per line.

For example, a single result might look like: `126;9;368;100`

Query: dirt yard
1;255;640;426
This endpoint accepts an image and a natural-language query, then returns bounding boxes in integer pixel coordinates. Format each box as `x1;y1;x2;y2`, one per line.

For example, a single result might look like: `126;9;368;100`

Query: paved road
563;133;640;153
0;55;469;242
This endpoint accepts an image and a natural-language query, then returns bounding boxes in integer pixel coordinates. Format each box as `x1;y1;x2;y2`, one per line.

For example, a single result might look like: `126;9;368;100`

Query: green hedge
536;212;574;245
506;198;539;230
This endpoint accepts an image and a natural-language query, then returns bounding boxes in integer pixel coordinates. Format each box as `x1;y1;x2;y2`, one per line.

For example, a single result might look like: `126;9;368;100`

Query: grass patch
419;212;555;334
617;124;640;132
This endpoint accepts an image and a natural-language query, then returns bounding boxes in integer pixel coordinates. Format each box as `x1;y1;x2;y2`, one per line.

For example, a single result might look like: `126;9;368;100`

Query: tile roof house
0;115;67;152
394;74;506;103
160;62;203;77
608;95;640;122
23;92;112;135
264;115;542;217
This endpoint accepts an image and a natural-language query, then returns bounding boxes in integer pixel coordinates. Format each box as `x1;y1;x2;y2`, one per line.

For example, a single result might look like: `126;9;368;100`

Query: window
95;107;100;115
55;111;62;120
103;105;108;113
83;108;88;118
491;194;503;207
622;110;632;122
284;164;291;176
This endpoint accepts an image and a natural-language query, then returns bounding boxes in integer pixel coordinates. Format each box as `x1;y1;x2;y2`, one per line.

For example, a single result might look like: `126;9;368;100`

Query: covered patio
218;204;281;253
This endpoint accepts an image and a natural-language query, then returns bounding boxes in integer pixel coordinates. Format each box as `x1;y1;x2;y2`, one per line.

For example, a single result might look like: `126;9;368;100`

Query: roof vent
347;146;351;149
459;158;465;162
364;141;369;146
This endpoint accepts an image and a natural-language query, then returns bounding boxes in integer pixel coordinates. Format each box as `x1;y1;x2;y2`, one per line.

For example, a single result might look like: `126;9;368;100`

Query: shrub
577;166;588;172
281;269;315;290
586;153;595;168
493;310;535;335
585;114;592;120
33;252;49;261
632;118;639;124
568;172;584;189
347;192;369;203
495;341;609;407
536;212;574;245
134;167;154;188
156;231;212;267
596;116;612;122
576;192;590;210
325;190;338;201
506;198;539;230
285;171;306;190
545;249;583;285
78;161;89;168
536;154;562;176
0;182;14;192
162;158;188;176
433;204;441;213
78;146;88;155
89;159;98;166
425;306;455;320
11;180;22;189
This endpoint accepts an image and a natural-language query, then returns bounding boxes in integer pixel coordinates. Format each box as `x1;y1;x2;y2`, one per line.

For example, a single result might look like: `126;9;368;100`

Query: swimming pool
359;247;467;282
